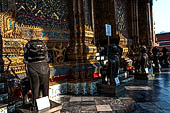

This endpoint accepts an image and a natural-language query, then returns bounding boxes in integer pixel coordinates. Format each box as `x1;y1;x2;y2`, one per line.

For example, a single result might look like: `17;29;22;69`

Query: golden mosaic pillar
0;12;26;77
67;0;98;80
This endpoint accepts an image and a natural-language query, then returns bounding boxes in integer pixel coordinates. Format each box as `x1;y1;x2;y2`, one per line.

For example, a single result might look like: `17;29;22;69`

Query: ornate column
138;0;147;46
131;0;139;45
67;0;83;61
78;0;85;58
150;0;155;46
138;0;153;48
146;0;153;47
68;0;96;61
114;0;129;58
130;0;140;54
67;0;97;80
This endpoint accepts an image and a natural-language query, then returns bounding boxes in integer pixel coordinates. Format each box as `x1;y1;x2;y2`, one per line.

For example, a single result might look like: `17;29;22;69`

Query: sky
153;0;170;34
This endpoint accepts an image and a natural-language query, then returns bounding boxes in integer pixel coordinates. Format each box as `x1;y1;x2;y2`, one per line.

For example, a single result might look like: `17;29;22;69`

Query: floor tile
81;105;97;111
96;105;112;111
82;97;94;101
69;97;81;102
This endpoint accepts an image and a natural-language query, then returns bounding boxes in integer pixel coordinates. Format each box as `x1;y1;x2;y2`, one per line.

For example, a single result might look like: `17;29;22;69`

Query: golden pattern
0;12;26;75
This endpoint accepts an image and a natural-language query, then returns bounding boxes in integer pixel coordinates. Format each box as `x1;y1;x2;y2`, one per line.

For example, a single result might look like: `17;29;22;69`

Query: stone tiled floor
130;68;170;113
47;68;170;113
53;96;135;113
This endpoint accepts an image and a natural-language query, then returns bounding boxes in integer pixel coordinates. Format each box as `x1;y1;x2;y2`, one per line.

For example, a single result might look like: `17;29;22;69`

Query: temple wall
0;0;71;77
0;0;154;79
0;0;154;106
0;0;98;86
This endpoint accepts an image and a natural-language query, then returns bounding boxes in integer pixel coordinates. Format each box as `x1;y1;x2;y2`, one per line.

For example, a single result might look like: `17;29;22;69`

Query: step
120;75;134;83
97;83;126;97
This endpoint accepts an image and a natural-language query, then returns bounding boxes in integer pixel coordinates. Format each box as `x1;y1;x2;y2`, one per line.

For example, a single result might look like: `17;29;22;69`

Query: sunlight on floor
125;86;152;91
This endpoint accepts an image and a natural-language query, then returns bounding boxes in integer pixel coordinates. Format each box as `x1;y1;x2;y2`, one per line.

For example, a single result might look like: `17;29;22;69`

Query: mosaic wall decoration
15;0;70;42
15;0;69;28
15;0;71;65
20;25;70;40
115;0;129;38
0;13;26;73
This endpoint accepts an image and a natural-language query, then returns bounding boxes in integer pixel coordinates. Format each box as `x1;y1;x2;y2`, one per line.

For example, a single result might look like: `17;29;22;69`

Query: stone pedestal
16;101;61;113
97;83;126;97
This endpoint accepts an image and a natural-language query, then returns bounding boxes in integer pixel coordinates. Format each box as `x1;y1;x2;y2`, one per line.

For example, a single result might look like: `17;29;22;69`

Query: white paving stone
70;97;81;102
82;97;94;101
96;105;112;111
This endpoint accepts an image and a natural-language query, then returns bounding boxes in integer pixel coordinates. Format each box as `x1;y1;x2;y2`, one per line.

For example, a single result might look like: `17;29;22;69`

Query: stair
97;83;126;97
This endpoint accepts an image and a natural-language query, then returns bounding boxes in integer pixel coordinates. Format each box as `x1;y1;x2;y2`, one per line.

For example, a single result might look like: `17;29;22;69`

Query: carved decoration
51;43;66;64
